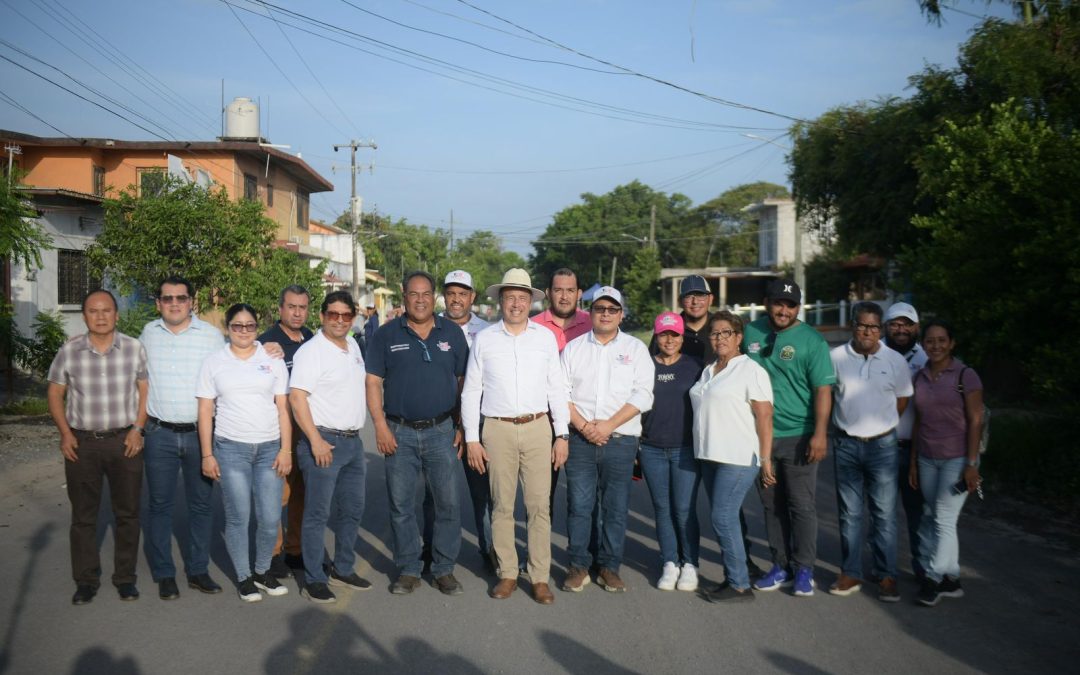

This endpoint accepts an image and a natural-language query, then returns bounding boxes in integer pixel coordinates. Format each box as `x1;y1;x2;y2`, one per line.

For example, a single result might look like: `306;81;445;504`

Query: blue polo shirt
366;314;468;420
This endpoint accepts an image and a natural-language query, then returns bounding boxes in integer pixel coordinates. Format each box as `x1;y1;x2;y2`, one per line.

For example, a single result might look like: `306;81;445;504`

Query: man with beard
743;279;835;598
883;301;929;578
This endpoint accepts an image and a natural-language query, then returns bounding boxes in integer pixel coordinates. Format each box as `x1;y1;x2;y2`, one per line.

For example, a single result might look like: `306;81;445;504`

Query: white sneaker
676;563;699;592
657;562;679;591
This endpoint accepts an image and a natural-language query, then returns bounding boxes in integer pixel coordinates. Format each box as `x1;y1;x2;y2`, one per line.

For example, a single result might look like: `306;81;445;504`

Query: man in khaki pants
462;268;570;605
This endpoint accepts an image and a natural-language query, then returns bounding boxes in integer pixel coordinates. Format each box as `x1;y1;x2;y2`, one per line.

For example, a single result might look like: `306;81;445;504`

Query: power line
453;0;805;124
0;90;72;137
394;0;552;48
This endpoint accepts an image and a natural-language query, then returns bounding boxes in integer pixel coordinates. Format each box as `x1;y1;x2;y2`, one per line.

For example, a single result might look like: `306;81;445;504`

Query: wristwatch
132;424;145;436
556;434;570;441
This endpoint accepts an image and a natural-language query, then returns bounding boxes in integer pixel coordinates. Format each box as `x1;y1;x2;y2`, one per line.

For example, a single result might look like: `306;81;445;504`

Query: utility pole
649;204;657;249
449;209;454;250
5;144;21;183
333;139;376;302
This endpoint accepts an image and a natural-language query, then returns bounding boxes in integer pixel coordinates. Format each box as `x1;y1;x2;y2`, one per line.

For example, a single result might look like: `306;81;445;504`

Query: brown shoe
878;577;900;603
828;573;863;596
562;566;591;592
597;568;626;593
489;578;517;599
532;582;555;605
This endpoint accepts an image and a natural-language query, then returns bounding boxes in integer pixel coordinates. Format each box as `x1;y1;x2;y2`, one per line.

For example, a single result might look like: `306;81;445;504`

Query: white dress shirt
561;330;654;437
461;321;569;443
689;354;773;466
831;342;914;438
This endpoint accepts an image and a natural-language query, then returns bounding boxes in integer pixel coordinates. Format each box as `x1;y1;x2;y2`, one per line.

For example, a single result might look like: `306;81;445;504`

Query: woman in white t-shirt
197;303;291;603
689;311;774;602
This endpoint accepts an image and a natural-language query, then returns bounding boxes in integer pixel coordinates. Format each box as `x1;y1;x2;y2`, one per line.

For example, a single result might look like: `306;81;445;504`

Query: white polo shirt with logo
830;342;913;439
289;329;367;431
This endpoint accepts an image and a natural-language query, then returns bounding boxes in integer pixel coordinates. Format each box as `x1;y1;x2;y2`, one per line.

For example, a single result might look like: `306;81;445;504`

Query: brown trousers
66;430;144;587
274;421;305;557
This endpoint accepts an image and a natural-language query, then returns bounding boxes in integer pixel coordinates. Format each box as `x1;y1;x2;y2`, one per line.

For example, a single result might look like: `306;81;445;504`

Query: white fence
730;300;852;327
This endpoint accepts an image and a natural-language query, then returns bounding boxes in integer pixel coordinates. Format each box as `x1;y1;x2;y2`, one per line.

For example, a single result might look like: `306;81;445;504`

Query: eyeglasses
416;339;431;363
854;322;882;333
709;329;737;340
592;305;621;316
159;294;190;304
228;322;258;333
324;310;355;323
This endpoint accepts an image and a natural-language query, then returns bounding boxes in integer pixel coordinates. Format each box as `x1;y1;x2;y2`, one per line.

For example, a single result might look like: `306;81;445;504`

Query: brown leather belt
490;412;547;425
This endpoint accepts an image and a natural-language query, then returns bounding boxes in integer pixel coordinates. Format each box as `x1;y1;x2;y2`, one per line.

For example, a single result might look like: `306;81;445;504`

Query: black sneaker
238;577;262;603
329;567;373;591
434;573;464;596
482;548;498;577
284;553;304;570
268;554;291;579
938;576;965;599
302;582;337;604
390;574;422;595
158;577;180;600
917;578;941;607
253;572;289;597
187;573;223;594
117;583;139;601
703;583;756;603
72;585;96;605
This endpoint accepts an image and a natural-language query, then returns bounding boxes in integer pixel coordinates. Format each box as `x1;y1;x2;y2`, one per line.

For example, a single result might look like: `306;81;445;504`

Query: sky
0;0;1012;256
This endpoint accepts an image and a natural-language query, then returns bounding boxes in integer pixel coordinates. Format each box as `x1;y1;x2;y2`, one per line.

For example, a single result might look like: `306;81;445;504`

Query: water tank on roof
224;97;260;140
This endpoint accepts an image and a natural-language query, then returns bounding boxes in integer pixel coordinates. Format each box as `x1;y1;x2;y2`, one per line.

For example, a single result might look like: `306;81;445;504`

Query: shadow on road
69;647;140;675
0;521;54;675
539;629;642;675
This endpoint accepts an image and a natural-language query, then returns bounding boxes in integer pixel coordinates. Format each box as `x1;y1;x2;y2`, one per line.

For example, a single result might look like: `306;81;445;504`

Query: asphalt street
0;421;1077;675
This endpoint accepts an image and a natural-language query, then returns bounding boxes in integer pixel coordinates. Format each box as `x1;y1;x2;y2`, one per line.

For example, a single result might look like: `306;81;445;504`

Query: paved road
0;422;1077;675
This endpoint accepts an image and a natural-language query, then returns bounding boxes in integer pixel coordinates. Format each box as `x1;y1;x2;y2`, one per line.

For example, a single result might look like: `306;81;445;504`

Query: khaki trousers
484;416;553;583
274;420;305;557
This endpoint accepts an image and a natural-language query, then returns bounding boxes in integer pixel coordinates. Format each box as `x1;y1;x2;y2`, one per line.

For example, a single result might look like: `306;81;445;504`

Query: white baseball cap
884;302;919;323
443;269;474;290
594;286;624;308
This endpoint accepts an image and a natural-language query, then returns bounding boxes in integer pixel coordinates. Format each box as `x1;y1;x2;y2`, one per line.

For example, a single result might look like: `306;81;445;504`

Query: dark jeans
423;453;492;556
834;432;899;580
143;423;214;581
565;434;637;572
67;430;143;587
756;434;819;571
898;440;927;576
297;430;367;585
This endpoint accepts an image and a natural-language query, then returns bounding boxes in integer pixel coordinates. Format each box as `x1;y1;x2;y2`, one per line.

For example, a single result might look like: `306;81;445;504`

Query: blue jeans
898;440;927;576
384;418;460;578
423;454;492;555
638;444;700;567
143;423;214;581
297;430;367;585
565;434;637;572
215;436;283;581
917;456;969;582
834;432;899;580
701;459;759;591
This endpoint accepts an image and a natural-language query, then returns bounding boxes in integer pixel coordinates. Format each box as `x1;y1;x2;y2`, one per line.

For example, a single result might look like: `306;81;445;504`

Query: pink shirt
913;359;982;460
531;308;591;353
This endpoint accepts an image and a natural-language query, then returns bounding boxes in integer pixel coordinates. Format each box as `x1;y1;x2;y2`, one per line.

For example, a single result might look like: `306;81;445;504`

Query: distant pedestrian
829;302;912;603
909;320;984;607
47;289;148;605
197;304;292;603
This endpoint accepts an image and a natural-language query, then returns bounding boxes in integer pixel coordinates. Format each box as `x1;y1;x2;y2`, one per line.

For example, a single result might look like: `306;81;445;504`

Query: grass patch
0;396;49;416
980;410;1080;514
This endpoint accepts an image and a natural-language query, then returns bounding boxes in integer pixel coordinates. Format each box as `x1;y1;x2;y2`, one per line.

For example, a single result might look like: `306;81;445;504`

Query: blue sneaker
752;565;792;591
793;567;815;597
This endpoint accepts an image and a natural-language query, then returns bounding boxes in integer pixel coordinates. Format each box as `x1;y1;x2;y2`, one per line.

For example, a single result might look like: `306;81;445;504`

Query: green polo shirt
742;317;835;438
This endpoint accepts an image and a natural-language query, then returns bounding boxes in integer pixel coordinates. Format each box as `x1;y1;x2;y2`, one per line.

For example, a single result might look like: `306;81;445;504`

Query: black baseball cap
766;279;801;304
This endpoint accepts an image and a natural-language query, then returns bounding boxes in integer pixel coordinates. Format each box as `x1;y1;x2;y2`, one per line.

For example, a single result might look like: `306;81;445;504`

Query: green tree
622;245;662;326
232;248;327;330
1;170;53;270
87;178;276;308
445;230;526;298
691;182;789;268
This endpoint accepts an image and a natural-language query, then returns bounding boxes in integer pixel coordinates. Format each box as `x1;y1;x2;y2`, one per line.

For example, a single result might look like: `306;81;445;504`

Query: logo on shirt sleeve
747;342;761;354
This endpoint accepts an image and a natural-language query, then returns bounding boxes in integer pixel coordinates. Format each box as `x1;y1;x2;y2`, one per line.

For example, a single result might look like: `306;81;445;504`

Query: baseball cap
679;275;710;298
593;286;624;308
654;311;684;336
884;302;919;324
443;269;473;290
766;278;801;304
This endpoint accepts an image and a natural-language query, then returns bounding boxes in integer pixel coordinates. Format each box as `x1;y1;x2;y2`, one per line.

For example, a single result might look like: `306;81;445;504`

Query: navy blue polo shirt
257;322;314;373
366;314;468;420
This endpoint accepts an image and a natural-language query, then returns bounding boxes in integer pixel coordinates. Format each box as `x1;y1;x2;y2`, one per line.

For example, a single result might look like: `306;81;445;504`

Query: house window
92;165;105;196
244;173;258;201
137;167;166;197
266;182;274;207
57;249;100;305
296;190;309;230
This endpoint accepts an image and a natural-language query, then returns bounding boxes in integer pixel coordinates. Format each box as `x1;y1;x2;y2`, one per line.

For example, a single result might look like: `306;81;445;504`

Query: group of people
46;266;983;610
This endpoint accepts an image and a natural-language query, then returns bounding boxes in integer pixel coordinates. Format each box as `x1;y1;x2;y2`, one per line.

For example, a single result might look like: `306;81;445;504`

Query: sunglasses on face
592;305;621;316
159;294;190;304
228;322;258;333
324;311;355;323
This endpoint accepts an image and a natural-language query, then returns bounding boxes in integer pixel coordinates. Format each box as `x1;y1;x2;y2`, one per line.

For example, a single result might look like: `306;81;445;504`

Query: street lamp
620;233;647;244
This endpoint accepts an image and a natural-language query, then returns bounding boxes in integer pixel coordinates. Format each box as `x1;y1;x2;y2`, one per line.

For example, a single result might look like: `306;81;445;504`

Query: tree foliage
622;245;662;326
1;170;53;270
232;248;327;330
690;181;789;268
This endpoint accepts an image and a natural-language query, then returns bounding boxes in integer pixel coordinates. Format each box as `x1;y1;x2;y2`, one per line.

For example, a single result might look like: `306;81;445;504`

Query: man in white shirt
561;287;654;593
289;291;371;604
883;301;930;578
462;269;569;605
829;301;913;603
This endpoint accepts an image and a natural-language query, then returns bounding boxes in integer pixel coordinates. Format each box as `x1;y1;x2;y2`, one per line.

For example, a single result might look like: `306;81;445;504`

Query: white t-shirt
831;342;914;438
289;330;367;431
195;343;288;443
689;354;773;466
